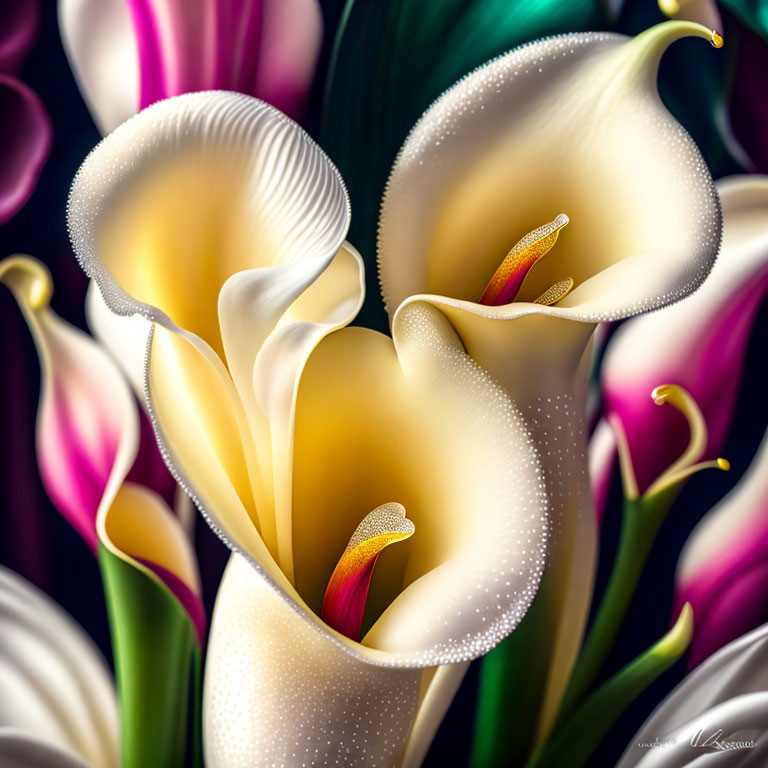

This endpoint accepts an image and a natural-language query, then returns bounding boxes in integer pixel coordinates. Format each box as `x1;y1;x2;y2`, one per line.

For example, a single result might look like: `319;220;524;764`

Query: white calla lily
379;20;723;743
617;622;768;767
67;91;548;765
0;567;119;768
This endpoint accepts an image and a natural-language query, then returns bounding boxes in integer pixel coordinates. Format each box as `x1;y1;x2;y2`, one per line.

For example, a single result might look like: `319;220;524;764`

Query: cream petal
0;567;119;768
617;623;768;767
379;23;721;320
292;300;547;664
204;554;423;768
68;92;351;552
378;22;722;740
68;91;349;368
58;0;139;134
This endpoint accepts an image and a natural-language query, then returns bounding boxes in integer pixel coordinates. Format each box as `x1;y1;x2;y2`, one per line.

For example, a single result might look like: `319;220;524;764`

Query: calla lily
595;175;768;510
674;425;768;669
0;255;203;767
0;566;119;768
66;89;549;766
617;621;768;767
58;0;323;134
378;21;723;758
0;0;51;225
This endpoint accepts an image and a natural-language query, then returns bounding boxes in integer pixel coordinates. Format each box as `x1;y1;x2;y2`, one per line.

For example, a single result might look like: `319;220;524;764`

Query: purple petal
0;75;51;225
0;0;41;74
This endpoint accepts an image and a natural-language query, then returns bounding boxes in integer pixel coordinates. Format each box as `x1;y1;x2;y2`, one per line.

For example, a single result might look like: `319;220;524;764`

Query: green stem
99;546;198;768
556;486;679;723
526;604;693;768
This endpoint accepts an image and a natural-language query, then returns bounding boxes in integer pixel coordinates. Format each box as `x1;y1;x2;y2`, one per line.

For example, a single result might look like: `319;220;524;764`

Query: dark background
1;2;766;766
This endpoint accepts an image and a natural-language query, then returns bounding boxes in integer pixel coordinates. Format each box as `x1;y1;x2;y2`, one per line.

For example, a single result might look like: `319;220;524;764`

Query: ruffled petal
617;622;768;767
602;175;768;492
0;75;51;225
0;566;119;768
57;0;139;134
68;91;349;433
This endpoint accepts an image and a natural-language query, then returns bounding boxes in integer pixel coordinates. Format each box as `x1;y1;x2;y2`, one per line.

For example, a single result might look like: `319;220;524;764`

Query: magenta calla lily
674;426;768;669
0;0;51;226
593;175;768;510
59;0;323;134
0;255;204;643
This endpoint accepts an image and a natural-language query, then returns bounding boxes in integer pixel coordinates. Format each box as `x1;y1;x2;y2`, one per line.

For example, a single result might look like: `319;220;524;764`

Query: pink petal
35;310;135;553
0;75;51;225
602;176;768;492
253;0;322;119
674;427;768;667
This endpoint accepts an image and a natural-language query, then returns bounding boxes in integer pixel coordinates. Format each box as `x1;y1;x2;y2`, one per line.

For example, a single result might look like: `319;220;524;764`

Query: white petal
379;24;721;321
0;567;118;768
85;280;150;399
203;554;423;768
292;301;548;665
58;0;138;134
618;623;768;767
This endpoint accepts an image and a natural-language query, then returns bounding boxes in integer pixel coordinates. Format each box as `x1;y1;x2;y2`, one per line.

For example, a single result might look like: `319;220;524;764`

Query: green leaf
99;545;199;768
526;603;693;768
321;0;608;331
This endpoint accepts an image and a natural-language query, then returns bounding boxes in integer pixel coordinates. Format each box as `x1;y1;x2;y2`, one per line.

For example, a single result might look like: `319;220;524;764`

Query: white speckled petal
292;301;548;665
0;567;119;768
378;22;723;741
67;90;355;573
379;22;721;322
617;623;768;767
204;554;423;768
58;0;138;134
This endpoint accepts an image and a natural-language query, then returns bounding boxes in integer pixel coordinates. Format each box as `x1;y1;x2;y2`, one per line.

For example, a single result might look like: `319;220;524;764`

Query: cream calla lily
379;21;723;745
67;91;548;765
0;566;119;768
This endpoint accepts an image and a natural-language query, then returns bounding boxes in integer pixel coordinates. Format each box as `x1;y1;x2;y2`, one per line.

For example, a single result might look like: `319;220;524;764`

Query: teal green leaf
526;603;694;768
99;545;199;768
321;0;608;330
721;0;768;39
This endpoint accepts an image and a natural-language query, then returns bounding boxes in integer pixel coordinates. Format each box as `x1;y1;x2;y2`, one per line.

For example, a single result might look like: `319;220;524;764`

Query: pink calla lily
58;0;323;134
593;175;768;514
0;255;204;643
674;426;768;669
